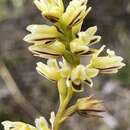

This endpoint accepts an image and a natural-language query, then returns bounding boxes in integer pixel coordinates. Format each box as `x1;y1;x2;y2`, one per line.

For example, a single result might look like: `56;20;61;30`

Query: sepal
60;0;91;30
29;41;65;59
23;25;59;45
36;59;61;81
70;26;101;55
35;117;50;130
2;121;36;130
58;79;67;102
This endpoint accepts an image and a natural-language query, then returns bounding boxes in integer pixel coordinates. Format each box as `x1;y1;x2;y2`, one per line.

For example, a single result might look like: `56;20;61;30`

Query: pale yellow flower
23;25;59;45
2;117;50;130
36;59;61;81
34;0;64;22
29;40;65;59
60;0;91;31
36;58;72;82
23;24;66;59
61;95;105;121
68;65;99;92
36;58;98;92
88;45;125;74
70;26;101;55
2;121;36;130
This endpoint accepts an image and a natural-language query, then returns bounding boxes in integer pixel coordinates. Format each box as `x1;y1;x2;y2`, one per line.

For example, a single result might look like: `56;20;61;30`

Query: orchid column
2;0;125;130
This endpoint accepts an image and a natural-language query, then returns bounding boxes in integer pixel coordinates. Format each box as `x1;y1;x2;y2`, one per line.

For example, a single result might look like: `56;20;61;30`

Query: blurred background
0;0;130;130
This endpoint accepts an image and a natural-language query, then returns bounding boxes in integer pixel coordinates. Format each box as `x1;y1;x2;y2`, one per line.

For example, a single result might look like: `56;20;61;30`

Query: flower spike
6;0;126;130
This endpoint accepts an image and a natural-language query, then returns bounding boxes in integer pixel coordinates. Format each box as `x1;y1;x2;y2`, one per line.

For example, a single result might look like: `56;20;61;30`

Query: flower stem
53;87;73;130
53;24;74;130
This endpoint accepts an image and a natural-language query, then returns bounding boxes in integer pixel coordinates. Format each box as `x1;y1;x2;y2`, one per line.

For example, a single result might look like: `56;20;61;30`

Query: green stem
53;87;73;130
53;22;75;130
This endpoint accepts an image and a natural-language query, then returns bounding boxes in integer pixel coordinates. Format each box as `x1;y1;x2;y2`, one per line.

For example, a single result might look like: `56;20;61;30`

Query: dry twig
0;61;40;119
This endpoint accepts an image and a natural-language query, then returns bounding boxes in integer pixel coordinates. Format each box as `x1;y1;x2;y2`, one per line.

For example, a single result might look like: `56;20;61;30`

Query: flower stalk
53;86;73;130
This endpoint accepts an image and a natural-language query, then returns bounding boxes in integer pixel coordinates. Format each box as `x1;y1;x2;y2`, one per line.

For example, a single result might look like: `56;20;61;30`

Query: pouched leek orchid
2;0;125;130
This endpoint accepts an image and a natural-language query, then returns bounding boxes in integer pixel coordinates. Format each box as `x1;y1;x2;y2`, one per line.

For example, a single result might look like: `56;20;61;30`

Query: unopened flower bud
76;96;105;117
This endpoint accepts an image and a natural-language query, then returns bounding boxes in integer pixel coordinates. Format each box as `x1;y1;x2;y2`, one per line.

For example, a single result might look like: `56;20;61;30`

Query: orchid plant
2;0;125;130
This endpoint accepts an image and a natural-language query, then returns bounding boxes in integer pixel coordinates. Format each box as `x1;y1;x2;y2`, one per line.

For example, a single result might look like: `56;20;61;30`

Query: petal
49;112;55;129
2;121;12;130
48;40;65;54
78;26;101;46
78;26;97;41
107;49;115;56
72;7;91;33
47;59;59;69
92;56;124;69
72;81;84;92
70;39;90;54
2;121;36;130
71;65;87;81
29;45;60;58
34;0;47;12
86;67;99;78
66;78;83;92
89;36;101;45
35;117;49;130
72;21;83;34
23;34;56;44
84;77;93;87
34;0;64;22
59;58;72;78
60;0;90;28
26;25;57;33
36;62;61;81
93;45;106;58
80;48;98;55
